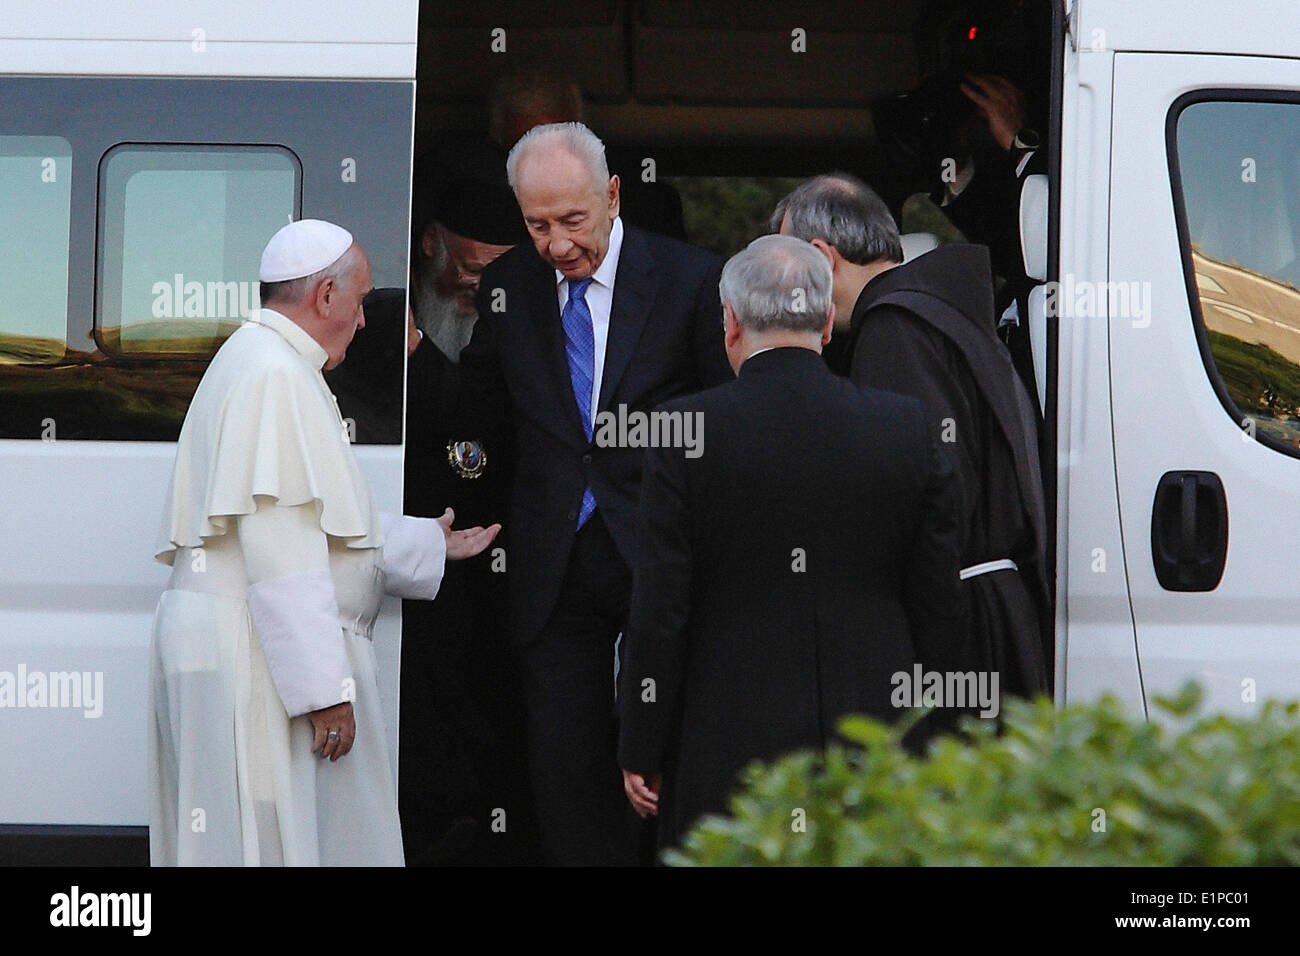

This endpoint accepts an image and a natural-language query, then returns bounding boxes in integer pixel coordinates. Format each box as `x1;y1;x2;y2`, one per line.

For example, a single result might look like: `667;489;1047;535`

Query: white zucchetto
259;219;354;282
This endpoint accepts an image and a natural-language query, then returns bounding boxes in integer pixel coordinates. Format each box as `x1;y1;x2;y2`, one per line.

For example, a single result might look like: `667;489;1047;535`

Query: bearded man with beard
411;179;523;362
400;173;539;864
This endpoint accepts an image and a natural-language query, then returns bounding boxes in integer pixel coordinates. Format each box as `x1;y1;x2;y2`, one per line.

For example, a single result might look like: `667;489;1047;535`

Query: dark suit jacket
617;347;963;850
458;223;733;645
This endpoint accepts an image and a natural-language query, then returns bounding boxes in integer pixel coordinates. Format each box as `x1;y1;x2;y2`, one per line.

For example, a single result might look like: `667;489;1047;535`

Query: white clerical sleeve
379;514;446;601
240;498;351;718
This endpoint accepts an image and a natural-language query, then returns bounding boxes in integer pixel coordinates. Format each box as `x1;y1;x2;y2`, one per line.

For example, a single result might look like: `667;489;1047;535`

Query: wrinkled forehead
516;144;605;199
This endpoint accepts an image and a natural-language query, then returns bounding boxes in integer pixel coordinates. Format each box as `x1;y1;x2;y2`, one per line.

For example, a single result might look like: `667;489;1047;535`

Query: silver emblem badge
447;439;486;479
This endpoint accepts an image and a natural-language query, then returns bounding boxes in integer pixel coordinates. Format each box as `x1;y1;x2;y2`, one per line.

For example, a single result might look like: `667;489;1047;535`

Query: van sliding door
1108;53;1300;715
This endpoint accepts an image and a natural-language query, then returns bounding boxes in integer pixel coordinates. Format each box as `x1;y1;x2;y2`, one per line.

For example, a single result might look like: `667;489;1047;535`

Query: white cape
149;310;440;866
155;311;382;562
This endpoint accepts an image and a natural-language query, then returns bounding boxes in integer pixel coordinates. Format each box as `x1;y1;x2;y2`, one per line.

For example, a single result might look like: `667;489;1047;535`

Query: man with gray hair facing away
618;235;962;852
773;173;1051;701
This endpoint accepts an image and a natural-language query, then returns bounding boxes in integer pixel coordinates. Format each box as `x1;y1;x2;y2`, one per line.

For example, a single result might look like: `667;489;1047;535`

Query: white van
1047;0;1300;716
0;1;419;862
4;0;1300;864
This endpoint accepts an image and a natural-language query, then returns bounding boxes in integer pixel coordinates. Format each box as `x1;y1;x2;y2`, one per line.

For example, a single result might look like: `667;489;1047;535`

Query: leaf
1151;680;1205;718
672;681;1300;866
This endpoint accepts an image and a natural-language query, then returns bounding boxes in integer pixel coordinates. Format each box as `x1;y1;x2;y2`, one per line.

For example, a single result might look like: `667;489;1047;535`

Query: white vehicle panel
0;0;417;78
1108;51;1300;715
0;442;402;825
1076;0;1300;60
1056;43;1145;712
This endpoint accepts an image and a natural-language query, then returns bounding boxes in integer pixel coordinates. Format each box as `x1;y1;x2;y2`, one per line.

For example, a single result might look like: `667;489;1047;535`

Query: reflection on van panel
1194;245;1300;447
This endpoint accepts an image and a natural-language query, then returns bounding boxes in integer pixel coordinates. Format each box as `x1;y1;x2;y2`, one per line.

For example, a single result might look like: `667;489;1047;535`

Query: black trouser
399;564;542;866
519;512;641;866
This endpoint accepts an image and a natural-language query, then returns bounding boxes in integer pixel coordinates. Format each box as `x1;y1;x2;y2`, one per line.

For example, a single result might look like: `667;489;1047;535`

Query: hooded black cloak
840;242;1051;698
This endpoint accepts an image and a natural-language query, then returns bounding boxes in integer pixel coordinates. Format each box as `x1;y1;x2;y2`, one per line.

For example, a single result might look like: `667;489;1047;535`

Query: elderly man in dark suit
457;121;732;865
617;235;963;852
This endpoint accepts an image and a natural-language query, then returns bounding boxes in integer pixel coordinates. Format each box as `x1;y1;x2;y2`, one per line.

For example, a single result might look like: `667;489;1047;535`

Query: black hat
434;175;529;247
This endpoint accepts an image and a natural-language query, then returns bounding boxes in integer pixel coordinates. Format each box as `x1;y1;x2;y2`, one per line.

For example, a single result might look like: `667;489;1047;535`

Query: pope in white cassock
149;219;499;866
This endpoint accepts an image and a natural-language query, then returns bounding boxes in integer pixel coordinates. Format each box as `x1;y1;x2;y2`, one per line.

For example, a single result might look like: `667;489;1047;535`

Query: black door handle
1151;471;1228;591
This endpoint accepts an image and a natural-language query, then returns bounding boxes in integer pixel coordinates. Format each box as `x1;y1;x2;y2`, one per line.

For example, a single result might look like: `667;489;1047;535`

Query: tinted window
0;76;412;441
1176;99;1300;451
0;136;72;364
666;176;802;256
98;146;298;358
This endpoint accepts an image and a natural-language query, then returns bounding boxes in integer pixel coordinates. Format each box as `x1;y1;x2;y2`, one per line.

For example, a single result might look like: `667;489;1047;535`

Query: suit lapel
524;252;588;442
597;226;655;413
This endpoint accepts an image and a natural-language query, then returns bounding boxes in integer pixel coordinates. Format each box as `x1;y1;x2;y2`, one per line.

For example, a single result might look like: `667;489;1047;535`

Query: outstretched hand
436;507;502;561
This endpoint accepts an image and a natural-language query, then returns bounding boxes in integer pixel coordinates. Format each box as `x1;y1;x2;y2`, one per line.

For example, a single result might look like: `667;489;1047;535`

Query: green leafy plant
668;683;1300;866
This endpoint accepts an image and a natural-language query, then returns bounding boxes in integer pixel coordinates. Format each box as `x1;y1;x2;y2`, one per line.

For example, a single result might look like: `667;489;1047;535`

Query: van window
0;76;409;442
1174;98;1300;451
0;136;72;365
97;146;299;358
667;176;802;256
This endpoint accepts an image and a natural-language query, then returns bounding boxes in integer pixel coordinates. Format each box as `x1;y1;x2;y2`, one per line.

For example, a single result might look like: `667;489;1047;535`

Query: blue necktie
562;278;598;528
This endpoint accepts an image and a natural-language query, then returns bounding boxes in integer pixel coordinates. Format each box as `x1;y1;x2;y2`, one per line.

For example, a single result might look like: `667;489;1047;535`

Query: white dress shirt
555;216;624;414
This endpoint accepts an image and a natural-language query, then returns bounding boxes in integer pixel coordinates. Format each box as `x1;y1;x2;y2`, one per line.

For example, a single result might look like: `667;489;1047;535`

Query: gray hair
719;234;832;334
260;244;360;307
505;121;608;195
769;173;903;265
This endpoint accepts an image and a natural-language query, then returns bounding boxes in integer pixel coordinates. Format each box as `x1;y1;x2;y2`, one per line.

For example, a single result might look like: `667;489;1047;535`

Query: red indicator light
968;26;977;40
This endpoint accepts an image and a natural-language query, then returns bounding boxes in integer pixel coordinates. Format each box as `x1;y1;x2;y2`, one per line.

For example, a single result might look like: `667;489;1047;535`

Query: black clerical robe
400;335;535;865
843;243;1051;698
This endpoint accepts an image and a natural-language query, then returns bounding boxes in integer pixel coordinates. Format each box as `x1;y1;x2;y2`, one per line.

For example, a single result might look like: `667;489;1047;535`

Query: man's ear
421;225;437;260
821;303;836;346
607;174;621;218
723;303;742;348
809;238;838;272
314;276;335;315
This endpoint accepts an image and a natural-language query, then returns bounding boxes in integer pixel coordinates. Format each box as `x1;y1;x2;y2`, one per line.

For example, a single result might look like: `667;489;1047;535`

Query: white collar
555;216;624;290
250;308;329;371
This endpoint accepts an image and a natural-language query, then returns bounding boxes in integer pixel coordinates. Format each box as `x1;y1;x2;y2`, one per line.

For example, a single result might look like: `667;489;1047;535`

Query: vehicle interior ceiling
414;0;1051;259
